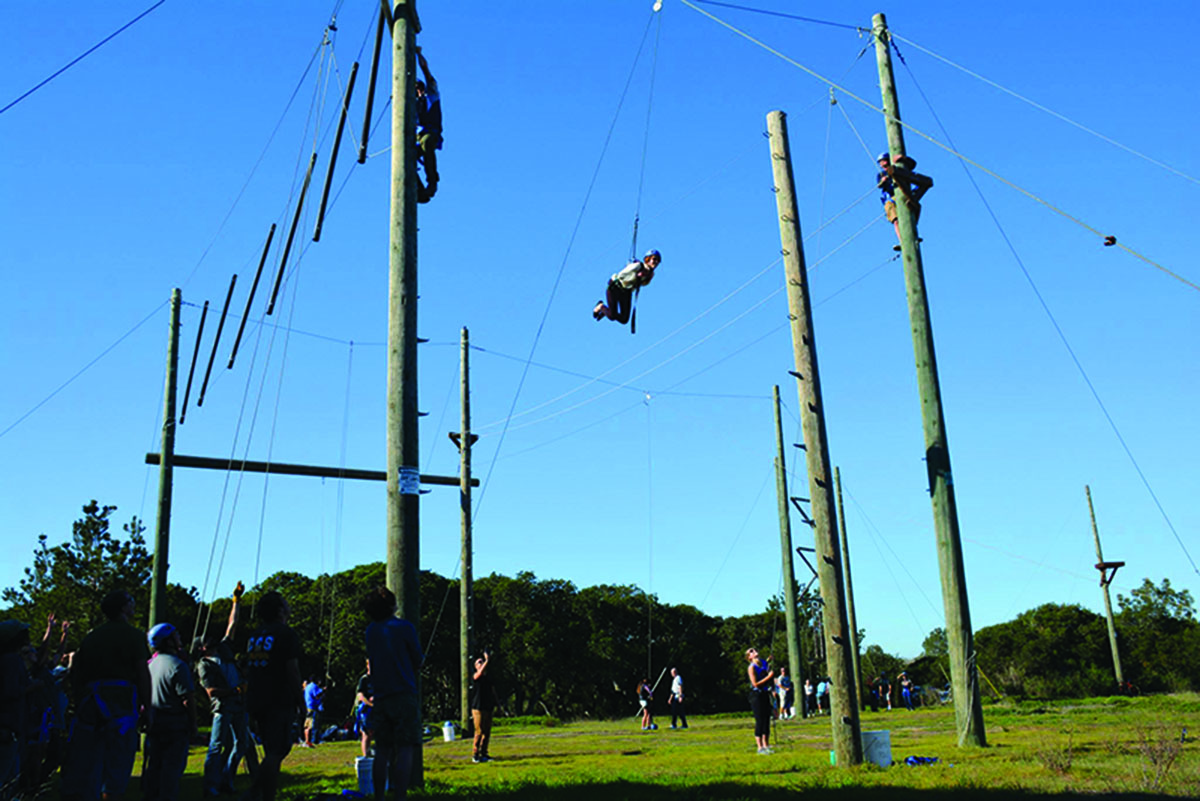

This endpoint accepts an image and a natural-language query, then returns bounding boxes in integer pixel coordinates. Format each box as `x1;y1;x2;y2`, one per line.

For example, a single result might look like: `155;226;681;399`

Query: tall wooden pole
834;467;864;710
767;110;862;766
772;385;804;695
387;0;422;784
150;288;181;627
1086;485;1124;688
459;327;474;731
873;12;986;747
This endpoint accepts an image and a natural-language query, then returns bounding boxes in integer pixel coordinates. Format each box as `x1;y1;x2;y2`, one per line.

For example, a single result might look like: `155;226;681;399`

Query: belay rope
628;2;663;335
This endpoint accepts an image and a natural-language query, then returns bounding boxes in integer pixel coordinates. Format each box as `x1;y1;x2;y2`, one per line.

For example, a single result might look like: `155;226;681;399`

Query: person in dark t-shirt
243;591;303;801
469;652;495;763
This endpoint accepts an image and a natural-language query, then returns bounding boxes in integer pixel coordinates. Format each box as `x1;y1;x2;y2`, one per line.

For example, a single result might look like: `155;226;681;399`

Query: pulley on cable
591;0;665;335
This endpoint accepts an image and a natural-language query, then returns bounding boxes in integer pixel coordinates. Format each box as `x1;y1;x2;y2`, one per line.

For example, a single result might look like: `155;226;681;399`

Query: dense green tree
1117;578;1200;692
2;501;198;643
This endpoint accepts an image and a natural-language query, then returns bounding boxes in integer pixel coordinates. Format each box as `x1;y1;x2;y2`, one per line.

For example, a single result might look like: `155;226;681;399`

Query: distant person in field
415;47;442;203
197;582;256;797
898;671;915;711
820;676;832;713
815;677;827;715
668;667;687;730
593;249;661;325
745;648;774;755
61;589;150;801
303;677;325;747
637;678;655;731
776;667;795;720
804;677;815;717
880;674;892;711
243;590;304;801
143;623;195;801
362;586;423;799
355;660;375;759
876;151;932;250
469;651;494;763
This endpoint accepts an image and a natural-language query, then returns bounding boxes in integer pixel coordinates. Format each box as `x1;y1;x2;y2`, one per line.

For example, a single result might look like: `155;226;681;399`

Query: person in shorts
362;587;423;799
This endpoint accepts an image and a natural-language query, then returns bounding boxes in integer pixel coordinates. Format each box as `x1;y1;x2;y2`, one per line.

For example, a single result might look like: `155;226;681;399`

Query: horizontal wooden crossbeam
145;452;474;487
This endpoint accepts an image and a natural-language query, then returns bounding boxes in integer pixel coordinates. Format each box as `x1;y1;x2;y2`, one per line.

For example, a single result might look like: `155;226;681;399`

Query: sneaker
592;302;606;321
756;747;767;755
472;755;482;763
670;725;677;730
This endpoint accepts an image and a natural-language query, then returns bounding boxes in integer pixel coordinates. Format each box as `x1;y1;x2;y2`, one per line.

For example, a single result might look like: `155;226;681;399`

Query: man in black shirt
469;652;494;763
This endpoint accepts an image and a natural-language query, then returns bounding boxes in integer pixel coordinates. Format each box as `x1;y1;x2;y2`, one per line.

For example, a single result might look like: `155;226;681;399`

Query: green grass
80;694;1200;799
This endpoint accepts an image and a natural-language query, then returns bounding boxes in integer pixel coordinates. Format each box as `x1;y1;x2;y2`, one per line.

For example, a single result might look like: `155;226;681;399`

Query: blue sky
2;1;1196;661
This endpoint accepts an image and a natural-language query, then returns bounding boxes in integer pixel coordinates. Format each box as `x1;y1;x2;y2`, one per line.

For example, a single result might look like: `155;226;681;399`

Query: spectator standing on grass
242;591;304;801
899;672;914;711
820;676;832;713
61;590;150;801
143;623;194;801
745;648;774;755
197;582;256;797
355;661;375;759
363;587;423;800
803;677;815;717
776;667;795;720
815;677;827;715
668;668;687;730
303;677;324;747
470;652;494;763
637;679;656;731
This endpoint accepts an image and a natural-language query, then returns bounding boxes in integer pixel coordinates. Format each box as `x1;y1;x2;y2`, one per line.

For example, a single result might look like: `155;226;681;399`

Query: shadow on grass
397;781;1168;800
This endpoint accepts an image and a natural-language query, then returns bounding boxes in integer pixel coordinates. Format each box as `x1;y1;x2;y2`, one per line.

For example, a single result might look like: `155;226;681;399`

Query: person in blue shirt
745;648;775;755
876;152;932;250
415;47;442;203
303;678;324;747
362;587;423;799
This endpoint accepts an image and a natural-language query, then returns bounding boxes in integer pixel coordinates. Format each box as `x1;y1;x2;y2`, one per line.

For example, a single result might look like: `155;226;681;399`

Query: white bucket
356;757;390;794
442;721;456;742
862;729;892;767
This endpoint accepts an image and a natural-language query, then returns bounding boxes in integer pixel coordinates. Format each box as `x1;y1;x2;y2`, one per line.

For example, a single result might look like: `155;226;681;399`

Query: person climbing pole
593;249;661;325
876;152;932;251
415;46;442;204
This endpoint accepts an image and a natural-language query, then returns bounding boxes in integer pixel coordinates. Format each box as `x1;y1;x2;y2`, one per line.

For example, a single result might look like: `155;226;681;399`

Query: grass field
146;694;1199;799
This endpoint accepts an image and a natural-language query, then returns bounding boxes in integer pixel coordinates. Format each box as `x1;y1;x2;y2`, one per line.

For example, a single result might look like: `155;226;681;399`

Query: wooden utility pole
459;327;475;731
873;12;986;747
834;467;864;710
767;110;862;766
387;0;422;784
150;288;181;627
1086;485;1125;688
772;385;804;694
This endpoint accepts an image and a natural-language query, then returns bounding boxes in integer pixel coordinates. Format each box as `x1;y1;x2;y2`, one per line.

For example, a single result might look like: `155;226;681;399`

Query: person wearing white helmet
876;152;932;250
593;249;661;325
143;622;195;801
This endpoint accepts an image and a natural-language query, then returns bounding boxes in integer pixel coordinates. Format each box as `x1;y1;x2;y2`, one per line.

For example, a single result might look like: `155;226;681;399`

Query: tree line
4;501;1197;722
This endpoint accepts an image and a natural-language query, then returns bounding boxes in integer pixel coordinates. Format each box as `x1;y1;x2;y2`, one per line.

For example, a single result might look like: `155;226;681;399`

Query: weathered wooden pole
1086;485;1124;688
386;0;422;785
771;385;804;696
767;109;862;766
873;12;986;747
150;288;181;627
459;327;475;732
834;467;864;710
358;7;386;164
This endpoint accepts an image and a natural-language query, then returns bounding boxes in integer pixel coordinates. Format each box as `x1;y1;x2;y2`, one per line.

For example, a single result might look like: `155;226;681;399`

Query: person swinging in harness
593;249;661;325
